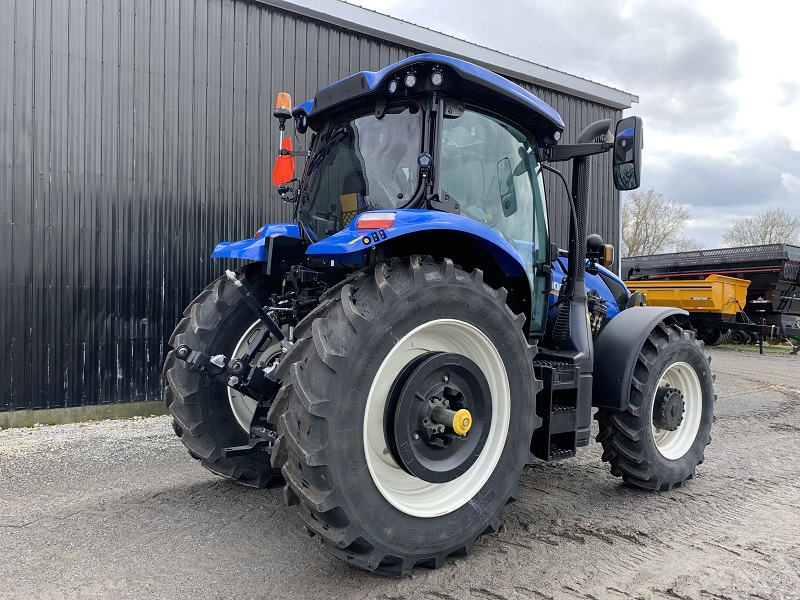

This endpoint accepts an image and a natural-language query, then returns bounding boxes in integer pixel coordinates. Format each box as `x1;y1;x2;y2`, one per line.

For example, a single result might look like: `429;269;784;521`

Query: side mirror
612;116;643;191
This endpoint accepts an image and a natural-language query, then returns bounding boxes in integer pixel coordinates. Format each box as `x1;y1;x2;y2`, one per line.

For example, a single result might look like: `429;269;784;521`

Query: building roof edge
260;0;639;109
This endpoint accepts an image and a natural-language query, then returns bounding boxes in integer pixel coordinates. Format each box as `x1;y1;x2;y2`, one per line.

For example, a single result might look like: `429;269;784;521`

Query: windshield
298;104;423;239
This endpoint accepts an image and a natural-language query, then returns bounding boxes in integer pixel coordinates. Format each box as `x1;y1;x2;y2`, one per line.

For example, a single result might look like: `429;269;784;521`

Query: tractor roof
293;53;565;145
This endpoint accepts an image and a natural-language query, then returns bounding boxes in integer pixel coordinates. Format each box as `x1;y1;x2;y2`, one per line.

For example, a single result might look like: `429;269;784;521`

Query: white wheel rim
363;319;510;518
228;321;284;432
651;361;702;460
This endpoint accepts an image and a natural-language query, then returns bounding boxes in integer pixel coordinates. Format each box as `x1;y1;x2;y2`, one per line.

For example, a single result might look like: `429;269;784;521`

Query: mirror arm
543;142;613;162
577;118;612;143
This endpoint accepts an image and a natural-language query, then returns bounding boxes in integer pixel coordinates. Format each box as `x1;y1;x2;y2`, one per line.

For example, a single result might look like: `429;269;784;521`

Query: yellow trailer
625;274;750;315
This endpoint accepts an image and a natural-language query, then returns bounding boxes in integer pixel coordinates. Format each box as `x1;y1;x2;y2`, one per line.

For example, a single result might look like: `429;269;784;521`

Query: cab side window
438;110;537;248
438;108;549;335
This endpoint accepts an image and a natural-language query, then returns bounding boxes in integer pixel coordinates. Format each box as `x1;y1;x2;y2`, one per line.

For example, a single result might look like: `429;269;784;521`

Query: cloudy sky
349;0;800;248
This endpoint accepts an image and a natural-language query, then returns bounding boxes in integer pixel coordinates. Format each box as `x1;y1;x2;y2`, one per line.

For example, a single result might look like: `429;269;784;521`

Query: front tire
596;322;714;490
163;269;284;487
268;256;539;575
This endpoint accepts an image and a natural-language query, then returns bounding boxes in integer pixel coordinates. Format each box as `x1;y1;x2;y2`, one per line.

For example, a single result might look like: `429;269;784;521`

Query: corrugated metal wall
0;0;619;411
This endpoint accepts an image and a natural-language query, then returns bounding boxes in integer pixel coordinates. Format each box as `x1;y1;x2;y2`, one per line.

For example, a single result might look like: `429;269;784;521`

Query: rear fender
593;306;689;410
305;210;528;279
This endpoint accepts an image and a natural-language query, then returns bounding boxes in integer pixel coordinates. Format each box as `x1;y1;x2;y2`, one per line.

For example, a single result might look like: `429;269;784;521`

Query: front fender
305;210;528;277
593;306;689;410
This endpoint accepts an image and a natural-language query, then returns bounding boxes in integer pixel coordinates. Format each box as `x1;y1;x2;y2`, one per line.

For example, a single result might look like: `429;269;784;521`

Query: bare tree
621;188;698;256
673;234;705;253
721;207;800;247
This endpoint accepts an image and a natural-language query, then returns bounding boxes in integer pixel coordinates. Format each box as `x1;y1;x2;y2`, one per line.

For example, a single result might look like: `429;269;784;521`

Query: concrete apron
0;400;169;429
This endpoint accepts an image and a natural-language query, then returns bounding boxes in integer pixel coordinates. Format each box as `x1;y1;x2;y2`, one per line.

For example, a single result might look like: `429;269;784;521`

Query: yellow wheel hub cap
452;408;473;435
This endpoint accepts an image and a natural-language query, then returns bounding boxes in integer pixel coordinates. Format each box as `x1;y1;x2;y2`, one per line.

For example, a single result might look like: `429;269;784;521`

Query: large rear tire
163;268;284;487
268;256;539;575
595;322;714;490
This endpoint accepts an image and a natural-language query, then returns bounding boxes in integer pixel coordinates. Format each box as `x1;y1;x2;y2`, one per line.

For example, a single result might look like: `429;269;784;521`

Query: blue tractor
163;54;714;576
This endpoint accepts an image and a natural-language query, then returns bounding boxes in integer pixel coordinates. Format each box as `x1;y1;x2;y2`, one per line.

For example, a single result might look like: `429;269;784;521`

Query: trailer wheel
596;322;714;490
729;330;747;345
268;256;539;575
163;268;284;487
696;326;722;346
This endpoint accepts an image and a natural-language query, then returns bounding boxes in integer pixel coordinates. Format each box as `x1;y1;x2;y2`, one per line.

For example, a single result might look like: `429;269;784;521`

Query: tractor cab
269;55;565;334
275;55;560;240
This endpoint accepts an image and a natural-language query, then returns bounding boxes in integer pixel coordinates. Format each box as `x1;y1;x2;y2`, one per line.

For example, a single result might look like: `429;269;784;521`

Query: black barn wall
0;0;619;411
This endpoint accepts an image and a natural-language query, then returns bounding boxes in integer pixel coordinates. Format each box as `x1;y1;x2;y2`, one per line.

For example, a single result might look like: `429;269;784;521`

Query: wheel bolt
412;433;420;441
442;374;449;383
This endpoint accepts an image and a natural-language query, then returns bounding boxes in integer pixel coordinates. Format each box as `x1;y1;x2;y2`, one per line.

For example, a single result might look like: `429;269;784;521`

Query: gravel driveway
1;348;799;600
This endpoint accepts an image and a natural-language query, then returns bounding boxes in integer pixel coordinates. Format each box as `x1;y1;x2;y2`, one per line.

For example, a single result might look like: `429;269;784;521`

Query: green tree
621;188;703;256
721;206;800;247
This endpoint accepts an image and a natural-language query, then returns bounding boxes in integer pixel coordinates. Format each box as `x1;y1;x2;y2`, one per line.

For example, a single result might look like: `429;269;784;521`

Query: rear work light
356;212;396;230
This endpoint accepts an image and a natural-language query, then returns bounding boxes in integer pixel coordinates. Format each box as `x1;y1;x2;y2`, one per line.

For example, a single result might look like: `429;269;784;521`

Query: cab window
438;109;536;247
438;108;550;334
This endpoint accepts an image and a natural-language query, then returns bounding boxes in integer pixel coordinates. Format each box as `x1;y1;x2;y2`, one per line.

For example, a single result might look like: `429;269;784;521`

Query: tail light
356;212;396;230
